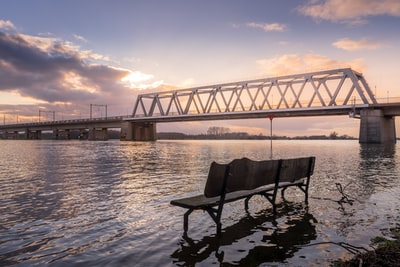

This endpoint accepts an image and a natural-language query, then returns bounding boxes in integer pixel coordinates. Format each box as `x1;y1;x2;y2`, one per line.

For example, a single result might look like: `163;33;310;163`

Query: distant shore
157;132;357;140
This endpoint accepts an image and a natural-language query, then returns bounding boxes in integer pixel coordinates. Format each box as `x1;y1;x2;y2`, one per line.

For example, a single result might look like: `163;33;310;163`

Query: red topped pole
268;115;274;159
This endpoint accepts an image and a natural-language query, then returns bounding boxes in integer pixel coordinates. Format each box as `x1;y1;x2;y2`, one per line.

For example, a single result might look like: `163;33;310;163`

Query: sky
0;0;400;137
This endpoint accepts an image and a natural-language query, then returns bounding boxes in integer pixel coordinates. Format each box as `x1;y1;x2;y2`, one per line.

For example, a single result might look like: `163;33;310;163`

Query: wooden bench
170;156;315;235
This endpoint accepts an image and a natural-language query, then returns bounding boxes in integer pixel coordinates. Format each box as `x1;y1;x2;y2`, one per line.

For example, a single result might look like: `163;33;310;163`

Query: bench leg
184;209;193;232
282;184;309;204
272;204;277;214
206;209;222;235
281;186;288;199
304;189;309;204
216;222;222;235
302;184;310;203
296;184;309;203
244;196;251;211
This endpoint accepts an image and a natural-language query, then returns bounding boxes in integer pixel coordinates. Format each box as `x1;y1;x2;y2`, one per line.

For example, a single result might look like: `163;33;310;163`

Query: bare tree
207;126;230;136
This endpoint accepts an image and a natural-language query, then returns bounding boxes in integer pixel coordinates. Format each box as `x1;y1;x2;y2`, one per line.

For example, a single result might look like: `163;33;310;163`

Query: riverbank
333;227;400;267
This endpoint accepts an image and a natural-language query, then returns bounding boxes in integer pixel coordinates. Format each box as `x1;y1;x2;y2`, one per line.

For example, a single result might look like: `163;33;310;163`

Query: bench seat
170;181;302;209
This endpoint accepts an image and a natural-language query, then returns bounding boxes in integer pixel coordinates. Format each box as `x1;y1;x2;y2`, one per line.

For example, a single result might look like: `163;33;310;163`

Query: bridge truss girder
132;68;377;118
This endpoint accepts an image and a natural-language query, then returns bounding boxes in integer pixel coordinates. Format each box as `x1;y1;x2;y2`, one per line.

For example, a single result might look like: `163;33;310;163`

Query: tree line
157;127;356;140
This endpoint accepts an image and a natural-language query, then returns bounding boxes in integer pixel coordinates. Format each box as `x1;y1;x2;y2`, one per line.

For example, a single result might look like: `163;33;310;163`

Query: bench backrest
279;157;315;183
204;156;315;198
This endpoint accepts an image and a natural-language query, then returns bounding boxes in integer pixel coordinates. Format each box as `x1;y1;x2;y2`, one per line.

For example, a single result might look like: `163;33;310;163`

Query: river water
0;139;399;266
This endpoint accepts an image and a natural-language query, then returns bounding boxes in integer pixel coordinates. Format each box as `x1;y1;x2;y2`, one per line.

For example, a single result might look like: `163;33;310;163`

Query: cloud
0;24;163;118
256;53;367;76
0;20;16;31
298;0;400;25
333;38;385;51
73;34;88;43
246;22;288;32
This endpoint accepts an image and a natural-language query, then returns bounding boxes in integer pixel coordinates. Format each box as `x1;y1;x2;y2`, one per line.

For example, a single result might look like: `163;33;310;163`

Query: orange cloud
121;70;165;90
298;0;400;25
256;53;367;76
333;38;385;51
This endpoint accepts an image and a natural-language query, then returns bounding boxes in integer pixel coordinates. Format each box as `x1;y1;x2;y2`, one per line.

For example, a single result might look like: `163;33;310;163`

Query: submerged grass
332;228;400;267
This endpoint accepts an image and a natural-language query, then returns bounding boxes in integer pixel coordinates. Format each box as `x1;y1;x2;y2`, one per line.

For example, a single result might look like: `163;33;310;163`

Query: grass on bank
332;227;400;267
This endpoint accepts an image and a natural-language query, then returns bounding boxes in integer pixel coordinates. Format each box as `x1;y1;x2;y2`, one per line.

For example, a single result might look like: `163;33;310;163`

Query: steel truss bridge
1;68;399;143
131;68;377;121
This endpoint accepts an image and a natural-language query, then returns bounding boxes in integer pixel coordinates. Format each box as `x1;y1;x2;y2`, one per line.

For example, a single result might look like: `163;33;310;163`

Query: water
0;139;399;266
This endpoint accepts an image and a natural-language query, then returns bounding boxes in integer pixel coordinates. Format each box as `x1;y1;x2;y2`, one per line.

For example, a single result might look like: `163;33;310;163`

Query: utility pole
39;110;56;122
90;104;107;119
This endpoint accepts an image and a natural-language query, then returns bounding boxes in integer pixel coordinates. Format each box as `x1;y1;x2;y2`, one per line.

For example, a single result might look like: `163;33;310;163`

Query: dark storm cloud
0;32;63;73
0;29;132;104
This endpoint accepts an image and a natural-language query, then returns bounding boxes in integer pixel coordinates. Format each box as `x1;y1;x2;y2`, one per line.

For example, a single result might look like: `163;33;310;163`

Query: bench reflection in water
170;202;317;266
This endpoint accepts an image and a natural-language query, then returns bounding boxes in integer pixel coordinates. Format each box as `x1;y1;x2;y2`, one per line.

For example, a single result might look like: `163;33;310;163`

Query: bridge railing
0;116;130;128
132;68;377;118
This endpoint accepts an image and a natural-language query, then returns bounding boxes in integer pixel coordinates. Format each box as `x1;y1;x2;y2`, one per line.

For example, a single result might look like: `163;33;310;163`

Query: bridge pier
2;131;19;139
65;129;71;140
121;122;157;141
89;128;95;140
53;129;59;140
88;128;109;141
25;129;41;140
78;129;89;140
25;129;30;139
53;129;71;140
101;128;108;140
359;109;396;144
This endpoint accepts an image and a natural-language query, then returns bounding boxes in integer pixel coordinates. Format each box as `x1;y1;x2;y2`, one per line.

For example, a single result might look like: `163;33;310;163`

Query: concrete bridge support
88;128;109;141
121;121;157;141
78;129;89;140
2;131;19;139
65;129;71;140
25;129;30;139
25;129;41;140
88;128;96;140
53;129;59;140
359;109;396;144
54;129;71;140
101;128;108;141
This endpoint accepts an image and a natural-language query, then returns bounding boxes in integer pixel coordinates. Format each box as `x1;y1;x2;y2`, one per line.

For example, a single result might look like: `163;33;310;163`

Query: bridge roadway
0;116;128;140
129;104;369;122
1;102;400;142
0;116;128;131
0;103;377;130
4;102;400;128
